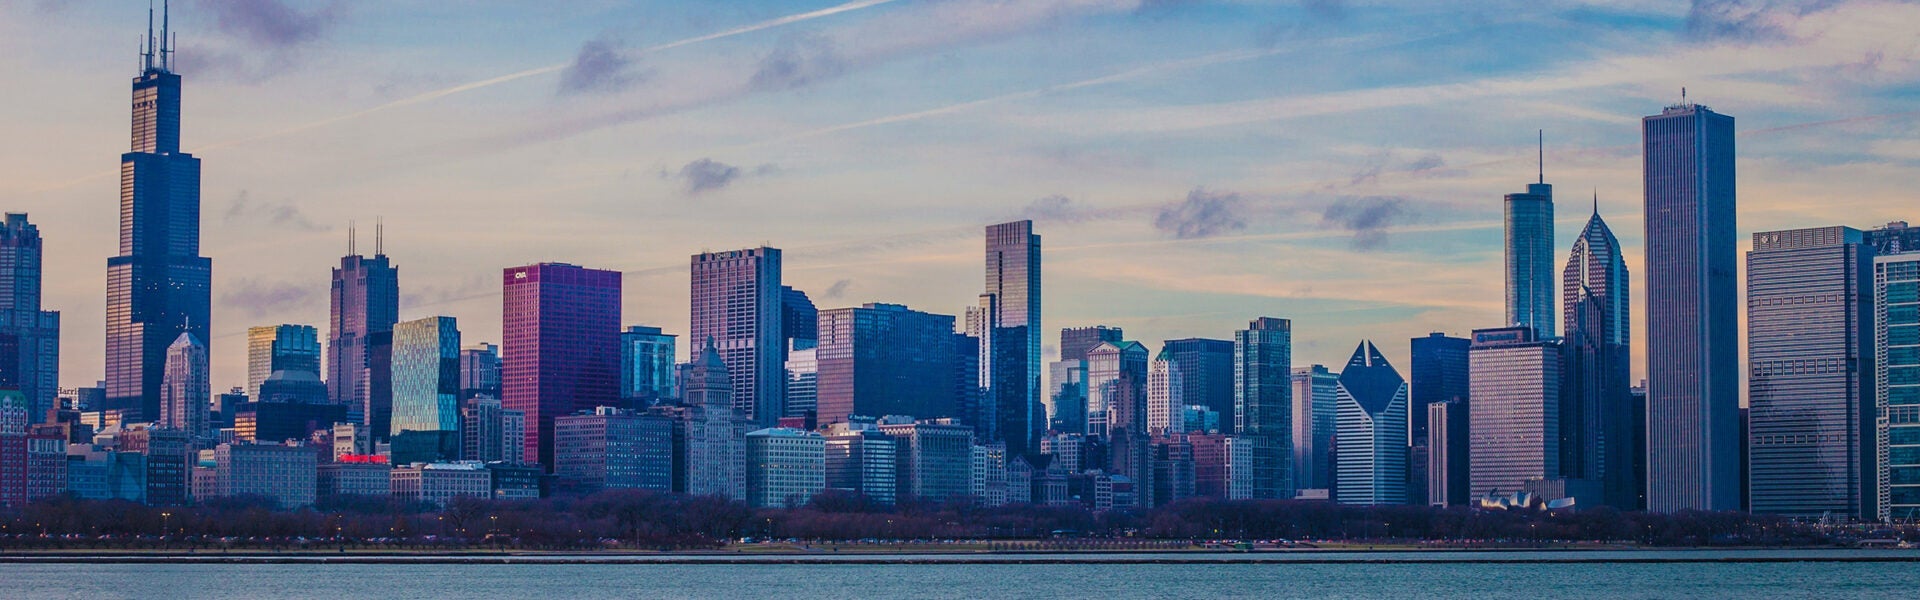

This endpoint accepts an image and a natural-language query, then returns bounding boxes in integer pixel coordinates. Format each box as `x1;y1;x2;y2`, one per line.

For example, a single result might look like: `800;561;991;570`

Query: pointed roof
168;331;204;349
1338;341;1404;416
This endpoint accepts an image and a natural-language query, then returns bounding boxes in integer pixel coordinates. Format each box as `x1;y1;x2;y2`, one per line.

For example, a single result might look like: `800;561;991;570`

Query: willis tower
105;2;211;422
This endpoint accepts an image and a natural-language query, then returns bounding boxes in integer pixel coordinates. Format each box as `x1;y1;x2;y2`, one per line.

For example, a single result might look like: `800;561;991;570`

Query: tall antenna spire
1537;129;1544;184
160;0;172;72
375;217;384;257
141;0;155;72
1592;189;1599;216
348;220;357;256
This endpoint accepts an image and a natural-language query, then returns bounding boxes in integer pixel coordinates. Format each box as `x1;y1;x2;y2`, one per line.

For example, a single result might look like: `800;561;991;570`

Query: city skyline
4;1;1920;401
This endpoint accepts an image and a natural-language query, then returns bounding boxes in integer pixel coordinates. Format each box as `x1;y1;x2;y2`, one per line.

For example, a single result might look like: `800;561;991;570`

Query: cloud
558;36;645;96
750;34;850;92
224;191;329;232
1154;188;1248;239
1321;196;1414;250
197;0;342;48
220;279;318;318
666;158;779;195
823;279;854;299
1018;194;1133;225
1682;0;1843;44
1302;0;1348;21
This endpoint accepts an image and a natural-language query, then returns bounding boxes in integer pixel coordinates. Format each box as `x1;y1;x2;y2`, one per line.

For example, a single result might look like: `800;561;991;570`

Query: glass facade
1562;209;1636;509
1643;102;1741;512
1467;326;1562;499
1234;318;1292;499
390;317;461;436
1747;227;1873;520
329;251;399;438
1290;365;1337;492
554;408;674;495
814;303;959;426
0;214;59;423
690;248;784;427
619;326;676;405
502;263;622;469
107;63;209;423
1162;338;1234;434
1505;182;1555;337
1877;252;1920;520
983;221;1041;458
246;324;320;401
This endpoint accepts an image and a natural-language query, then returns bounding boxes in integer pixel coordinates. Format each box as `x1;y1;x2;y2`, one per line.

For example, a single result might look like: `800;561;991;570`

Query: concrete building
1468;327;1563;499
1291;365;1338;494
690;248;784;427
879;418;976;502
461;396;524;465
1334;342;1409;505
745;427;826;508
214;443;317;508
319;460;393;497
392;461;491;508
1147;348;1184;435
554;407;674;494
671;344;748;500
158;333;209;439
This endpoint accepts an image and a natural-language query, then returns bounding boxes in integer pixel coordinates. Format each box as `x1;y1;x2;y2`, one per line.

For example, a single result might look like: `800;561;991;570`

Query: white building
214;443;317;508
391;461;490;508
1147;349;1184;435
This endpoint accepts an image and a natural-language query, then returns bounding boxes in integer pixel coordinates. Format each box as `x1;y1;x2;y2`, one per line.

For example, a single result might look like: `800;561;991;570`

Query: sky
2;0;1919;393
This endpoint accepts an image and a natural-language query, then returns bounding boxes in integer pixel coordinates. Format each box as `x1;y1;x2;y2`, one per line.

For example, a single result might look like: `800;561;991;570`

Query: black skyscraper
329;225;399;439
105;5;210;422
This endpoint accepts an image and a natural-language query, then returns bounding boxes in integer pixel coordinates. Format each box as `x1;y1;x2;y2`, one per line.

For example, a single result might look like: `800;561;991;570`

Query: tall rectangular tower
0;214;59;423
690;248;783;427
247;324;321;401
106;14;209;423
503;263;622;469
390;316;462;464
1234;317;1293;499
983;221;1041;458
1747;227;1874;520
1643;101;1740;512
1875;249;1920;521
328;228;399;436
1563;206;1636;509
1467;326;1563;498
1504;145;1555;338
813;303;958;426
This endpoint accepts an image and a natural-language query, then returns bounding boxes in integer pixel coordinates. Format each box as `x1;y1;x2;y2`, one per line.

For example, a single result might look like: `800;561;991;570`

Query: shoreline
2;547;1913;565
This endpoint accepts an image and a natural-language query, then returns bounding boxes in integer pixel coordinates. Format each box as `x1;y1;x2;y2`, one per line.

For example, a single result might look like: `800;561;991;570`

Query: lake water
4;550;1915;599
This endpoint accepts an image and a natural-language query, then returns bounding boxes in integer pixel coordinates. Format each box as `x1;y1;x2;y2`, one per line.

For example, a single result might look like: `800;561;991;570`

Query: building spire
375;217;384;257
139;0;175;74
348;220;357;256
1537;129;1544;184
1592;189;1599;216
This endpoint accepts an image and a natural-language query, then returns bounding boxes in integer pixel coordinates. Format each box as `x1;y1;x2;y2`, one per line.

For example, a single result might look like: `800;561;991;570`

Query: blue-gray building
1563;204;1636;509
1505;136;1555;338
1410;332;1469;505
554;407;675;495
981;221;1042;459
620;325;677;406
1643;101;1741;512
814;303;959;426
1874;237;1920;521
390;316;461;464
0;214;58;424
105;16;209;423
1234;318;1292;499
1746;226;1874;521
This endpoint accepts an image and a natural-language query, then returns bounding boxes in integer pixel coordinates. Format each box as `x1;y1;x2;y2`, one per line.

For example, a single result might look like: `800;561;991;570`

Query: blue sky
3;0;1918;390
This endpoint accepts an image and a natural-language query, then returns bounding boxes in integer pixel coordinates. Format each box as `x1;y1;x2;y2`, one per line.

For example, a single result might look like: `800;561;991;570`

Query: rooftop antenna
348;220;357;256
160;0;172;72
141;0;155;72
1681;87;1688;106
375;217;384;256
1592;189;1599;215
1537;129;1544;184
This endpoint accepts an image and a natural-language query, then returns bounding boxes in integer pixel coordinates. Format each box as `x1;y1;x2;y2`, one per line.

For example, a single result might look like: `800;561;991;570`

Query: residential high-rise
982;221;1041;458
1747;227;1874;520
619;326;677;406
1334;341;1408;505
1234;318;1292;499
1160;338;1234;433
1147;348;1184;435
106;13;209;423
1290;365;1338;493
246;325;320;402
1875;246;1920;521
458;343;500;400
1643;100;1740;512
1085;341;1148;436
329;225;399;438
390;316;462;465
158;333;208;439
1505;134;1555;337
1562;202;1635;509
691;248;784;426
0;214;59;424
815;303;958;425
1467;326;1563;499
745;427;826;508
502;263;622;469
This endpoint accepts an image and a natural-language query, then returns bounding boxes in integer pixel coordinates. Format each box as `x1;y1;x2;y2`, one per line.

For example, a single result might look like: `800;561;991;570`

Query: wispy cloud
220;278;320;318
1155;188;1249;239
223;191;329;232
1321;195;1416;250
665;158;777;195
558;36;646;96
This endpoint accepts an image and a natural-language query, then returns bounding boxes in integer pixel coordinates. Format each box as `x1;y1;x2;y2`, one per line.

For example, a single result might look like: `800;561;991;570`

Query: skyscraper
1085;340;1148;437
1291;365;1338;493
1161;338;1235;434
1562;202;1635;509
982;221;1041;458
1745;227;1874;520
619;326;677;406
814;303;958;425
1048;326;1121;435
782;286;818;351
389;316;462;465
158;333;208;439
1334;341;1408;505
1235;318;1293;499
1147;348;1183;435
1409;332;1469;505
0;214;58;423
106;10;210;423
458;343;500;401
1505;133;1555;337
690;248;784;427
1643;100;1740;512
1875;246;1920;521
1467;326;1562;499
329;225;399;438
503;263;622;469
1060;326;1123;363
246;324;320;401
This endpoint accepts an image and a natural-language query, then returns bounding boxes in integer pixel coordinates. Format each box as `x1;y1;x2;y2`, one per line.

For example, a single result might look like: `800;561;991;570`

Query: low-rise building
391;461;491;508
214;443;318;508
554;407;673;495
319;460;393;498
745;428;825;508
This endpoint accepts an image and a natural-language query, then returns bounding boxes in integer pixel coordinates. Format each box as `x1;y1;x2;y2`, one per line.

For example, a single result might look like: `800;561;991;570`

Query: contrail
27;0;903;192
